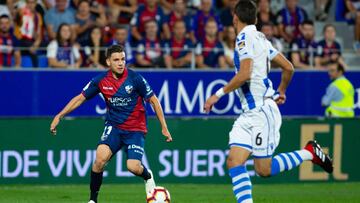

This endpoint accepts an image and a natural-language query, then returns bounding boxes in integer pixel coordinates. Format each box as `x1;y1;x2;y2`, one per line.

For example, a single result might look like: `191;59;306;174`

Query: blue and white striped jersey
234;25;279;111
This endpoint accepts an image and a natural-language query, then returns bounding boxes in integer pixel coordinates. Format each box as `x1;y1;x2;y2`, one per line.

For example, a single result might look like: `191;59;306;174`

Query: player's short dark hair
234;0;257;25
301;20;314;26
106;45;125;59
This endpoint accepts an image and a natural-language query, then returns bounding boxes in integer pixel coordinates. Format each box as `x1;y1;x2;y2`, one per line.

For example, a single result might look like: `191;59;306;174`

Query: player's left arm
271;53;295;105
149;95;173;142
204;58;253;112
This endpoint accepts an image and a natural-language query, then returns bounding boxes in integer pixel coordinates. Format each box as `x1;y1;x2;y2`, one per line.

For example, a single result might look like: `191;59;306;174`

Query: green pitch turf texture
1;182;359;203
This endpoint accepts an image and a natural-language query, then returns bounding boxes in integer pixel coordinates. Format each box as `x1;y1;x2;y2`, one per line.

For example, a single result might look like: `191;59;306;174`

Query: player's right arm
272;53;295;105
50;94;86;135
50;78;101;135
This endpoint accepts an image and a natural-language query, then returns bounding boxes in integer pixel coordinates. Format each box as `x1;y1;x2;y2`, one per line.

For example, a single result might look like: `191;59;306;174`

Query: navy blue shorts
98;124;145;161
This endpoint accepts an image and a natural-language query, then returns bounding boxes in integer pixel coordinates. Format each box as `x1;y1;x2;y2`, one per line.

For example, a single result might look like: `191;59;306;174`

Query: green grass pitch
1;182;359;203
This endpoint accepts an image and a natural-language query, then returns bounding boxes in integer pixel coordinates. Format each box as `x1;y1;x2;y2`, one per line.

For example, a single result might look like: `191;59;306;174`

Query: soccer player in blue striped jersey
204;1;333;203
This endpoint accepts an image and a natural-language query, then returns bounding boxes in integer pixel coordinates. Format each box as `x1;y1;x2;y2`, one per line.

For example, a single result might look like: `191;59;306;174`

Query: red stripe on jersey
118;96;147;133
98;69;128;101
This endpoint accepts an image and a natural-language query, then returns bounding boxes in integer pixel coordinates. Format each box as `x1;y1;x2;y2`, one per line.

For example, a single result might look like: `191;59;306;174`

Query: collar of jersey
242;25;257;33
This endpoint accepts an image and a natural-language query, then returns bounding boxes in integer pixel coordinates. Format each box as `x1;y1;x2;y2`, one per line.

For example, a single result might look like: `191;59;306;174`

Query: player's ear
232;14;238;27
106;58;110;66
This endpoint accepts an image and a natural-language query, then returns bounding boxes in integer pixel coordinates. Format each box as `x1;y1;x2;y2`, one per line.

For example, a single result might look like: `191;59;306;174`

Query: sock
229;165;253;203
140;165;151;180
271;149;313;176
90;170;103;202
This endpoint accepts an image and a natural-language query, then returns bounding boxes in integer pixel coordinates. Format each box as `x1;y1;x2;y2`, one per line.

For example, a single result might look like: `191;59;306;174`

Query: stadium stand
0;0;359;69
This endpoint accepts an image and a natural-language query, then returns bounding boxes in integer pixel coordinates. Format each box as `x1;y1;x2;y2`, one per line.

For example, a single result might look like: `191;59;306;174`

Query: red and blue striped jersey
0;33;20;67
82;68;154;133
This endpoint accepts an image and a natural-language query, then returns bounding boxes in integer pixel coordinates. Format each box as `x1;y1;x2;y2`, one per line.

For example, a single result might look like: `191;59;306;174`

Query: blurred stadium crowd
0;0;360;69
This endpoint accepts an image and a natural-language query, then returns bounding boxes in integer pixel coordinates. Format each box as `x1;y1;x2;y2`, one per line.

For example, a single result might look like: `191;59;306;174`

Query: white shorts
229;99;281;158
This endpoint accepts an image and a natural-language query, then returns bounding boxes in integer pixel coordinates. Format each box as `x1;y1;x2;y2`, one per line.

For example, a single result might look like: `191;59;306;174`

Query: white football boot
144;169;156;194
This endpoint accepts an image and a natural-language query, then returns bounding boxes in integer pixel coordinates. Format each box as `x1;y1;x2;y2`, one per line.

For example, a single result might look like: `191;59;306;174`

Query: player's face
108;52;126;74
324;26;336;42
233;14;240;32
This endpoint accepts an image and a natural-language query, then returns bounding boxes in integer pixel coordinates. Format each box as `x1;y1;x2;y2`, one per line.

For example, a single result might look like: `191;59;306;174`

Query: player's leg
123;131;154;193
254;141;333;177
227;146;252;203
127;159;152;180
227;114;254;203
89;125;122;203
254;149;312;177
253;100;333;177
89;144;112;203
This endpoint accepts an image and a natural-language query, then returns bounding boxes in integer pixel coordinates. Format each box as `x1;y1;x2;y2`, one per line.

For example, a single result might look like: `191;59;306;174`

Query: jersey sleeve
46;41;57;58
135;74;154;100
81;79;100;100
236;33;254;61
266;40;279;61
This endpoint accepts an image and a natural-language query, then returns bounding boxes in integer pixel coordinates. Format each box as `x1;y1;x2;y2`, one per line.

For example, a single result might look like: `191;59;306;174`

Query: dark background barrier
0;70;359;117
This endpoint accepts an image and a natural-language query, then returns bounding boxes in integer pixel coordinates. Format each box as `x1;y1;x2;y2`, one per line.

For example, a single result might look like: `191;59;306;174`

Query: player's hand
50;115;61;136
275;92;286;105
204;95;220;113
162;128;173;142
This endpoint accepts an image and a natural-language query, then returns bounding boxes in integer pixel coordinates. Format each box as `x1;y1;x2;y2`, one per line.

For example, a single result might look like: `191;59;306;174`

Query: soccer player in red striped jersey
50;45;172;203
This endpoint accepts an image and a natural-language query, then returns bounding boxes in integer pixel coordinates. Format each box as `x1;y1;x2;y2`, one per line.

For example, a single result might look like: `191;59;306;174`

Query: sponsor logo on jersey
238;41;245;50
103;86;114;90
108;97;132;106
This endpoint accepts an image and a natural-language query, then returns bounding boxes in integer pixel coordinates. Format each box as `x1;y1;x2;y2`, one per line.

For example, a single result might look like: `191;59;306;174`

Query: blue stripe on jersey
240;33;245;40
241;82;256;109
263;78;270;96
234;51;240;72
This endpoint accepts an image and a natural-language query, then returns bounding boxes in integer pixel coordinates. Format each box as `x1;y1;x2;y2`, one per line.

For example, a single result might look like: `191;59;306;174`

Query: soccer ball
146;186;171;203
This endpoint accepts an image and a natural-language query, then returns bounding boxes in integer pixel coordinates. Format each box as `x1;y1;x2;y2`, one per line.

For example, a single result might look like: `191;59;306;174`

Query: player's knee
255;167;271;177
93;158;108;172
226;156;246;169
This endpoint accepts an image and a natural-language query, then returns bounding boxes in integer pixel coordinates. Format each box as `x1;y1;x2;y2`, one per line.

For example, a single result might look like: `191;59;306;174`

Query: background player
204;1;333;203
49;45;172;203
